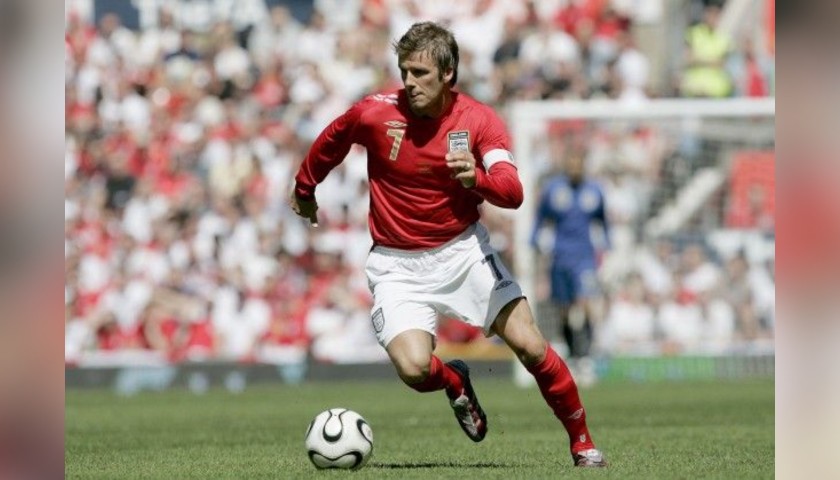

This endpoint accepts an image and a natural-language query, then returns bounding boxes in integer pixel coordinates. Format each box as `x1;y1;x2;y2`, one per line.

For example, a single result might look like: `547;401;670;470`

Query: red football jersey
295;90;522;249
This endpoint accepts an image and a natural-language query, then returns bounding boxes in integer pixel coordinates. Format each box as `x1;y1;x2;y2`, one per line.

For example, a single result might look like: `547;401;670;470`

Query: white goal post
506;97;775;386
509;97;776;305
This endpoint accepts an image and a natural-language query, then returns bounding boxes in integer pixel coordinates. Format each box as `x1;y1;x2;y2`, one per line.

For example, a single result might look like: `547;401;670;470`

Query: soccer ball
304;408;373;470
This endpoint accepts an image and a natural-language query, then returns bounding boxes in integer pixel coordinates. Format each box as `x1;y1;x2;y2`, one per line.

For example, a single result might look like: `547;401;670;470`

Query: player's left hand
445;151;477;188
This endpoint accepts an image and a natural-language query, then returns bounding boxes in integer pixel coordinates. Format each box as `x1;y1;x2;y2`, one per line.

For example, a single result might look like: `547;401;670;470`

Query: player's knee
395;357;431;385
511;337;548;367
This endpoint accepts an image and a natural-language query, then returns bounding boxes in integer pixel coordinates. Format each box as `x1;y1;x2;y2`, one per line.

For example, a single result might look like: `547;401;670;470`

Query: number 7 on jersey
386;128;405;161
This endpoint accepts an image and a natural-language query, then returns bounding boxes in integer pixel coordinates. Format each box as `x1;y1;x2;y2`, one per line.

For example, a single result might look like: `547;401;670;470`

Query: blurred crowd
597;241;775;355
65;0;775;364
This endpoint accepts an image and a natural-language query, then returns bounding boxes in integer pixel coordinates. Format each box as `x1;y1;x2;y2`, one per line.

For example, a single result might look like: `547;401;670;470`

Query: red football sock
526;345;595;453
407;355;464;400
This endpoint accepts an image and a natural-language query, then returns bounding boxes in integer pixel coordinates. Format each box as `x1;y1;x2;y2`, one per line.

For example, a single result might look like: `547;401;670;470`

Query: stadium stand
65;0;774;367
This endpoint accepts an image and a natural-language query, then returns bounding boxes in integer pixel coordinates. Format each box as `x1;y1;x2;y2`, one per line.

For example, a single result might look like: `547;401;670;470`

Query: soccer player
289;22;607;467
531;150;610;370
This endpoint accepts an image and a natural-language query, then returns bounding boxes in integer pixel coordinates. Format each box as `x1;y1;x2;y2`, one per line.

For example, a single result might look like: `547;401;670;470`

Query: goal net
508;98;775;366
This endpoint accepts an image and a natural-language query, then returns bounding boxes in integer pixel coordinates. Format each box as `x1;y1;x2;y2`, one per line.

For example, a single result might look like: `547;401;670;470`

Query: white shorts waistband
371;224;478;258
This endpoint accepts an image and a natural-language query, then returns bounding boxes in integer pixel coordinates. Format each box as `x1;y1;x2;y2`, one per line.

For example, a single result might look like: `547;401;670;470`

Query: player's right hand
288;191;319;227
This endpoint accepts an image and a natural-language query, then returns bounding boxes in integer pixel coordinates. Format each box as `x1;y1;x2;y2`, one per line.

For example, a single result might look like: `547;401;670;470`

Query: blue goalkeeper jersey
531;175;610;265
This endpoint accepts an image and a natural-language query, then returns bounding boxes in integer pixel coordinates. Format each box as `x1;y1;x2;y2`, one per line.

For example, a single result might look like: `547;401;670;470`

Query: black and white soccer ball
304;408;373;470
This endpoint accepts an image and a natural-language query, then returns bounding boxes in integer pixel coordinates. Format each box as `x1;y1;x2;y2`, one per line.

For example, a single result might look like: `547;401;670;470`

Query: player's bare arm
445;150;477;188
288;191;319;227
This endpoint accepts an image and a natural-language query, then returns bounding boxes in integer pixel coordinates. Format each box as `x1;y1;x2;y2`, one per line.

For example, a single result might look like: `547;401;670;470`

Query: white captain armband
482;149;516;170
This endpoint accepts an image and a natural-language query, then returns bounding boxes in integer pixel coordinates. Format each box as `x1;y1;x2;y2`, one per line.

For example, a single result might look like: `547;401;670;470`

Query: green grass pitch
66;378;773;479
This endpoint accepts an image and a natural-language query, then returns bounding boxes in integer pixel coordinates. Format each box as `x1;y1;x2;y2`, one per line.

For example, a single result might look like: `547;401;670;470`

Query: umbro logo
384;120;407;128
495;280;513;290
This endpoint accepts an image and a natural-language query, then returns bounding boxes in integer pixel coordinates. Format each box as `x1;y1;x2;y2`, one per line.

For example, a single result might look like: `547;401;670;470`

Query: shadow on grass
369;461;511;469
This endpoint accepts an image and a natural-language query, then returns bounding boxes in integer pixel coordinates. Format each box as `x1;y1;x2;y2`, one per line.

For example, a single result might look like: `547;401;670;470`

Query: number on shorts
483;254;503;280
386;129;405;161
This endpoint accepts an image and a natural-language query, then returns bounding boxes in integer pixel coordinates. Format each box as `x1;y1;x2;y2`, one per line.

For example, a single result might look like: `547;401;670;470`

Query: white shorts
365;223;524;347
